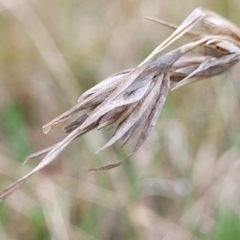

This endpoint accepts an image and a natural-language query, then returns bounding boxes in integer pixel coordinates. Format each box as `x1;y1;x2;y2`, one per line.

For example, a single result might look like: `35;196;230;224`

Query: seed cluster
1;8;240;201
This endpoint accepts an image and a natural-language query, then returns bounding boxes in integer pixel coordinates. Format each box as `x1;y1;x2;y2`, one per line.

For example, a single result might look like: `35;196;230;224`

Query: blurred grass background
1;0;240;239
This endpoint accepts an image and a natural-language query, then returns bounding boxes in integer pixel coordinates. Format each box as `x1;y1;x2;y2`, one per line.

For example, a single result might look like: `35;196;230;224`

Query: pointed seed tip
42;125;50;134
22;159;28;165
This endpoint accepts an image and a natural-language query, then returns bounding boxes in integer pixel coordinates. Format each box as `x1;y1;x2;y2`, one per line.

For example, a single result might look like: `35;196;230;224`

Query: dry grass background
1;0;240;239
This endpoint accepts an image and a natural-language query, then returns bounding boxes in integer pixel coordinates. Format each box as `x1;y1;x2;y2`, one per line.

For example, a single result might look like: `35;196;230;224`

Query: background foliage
1;0;240;239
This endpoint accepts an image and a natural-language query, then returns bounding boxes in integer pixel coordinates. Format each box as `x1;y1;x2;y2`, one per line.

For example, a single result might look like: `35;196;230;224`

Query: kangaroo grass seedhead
1;7;240;201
